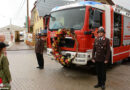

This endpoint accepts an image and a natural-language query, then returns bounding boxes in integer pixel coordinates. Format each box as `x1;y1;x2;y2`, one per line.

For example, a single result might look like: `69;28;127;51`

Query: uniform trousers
95;62;106;85
36;53;44;68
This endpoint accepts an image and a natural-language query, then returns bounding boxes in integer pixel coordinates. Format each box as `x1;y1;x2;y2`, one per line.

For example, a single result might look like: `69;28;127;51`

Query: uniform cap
0;42;9;49
97;27;105;33
38;33;41;36
38;33;47;36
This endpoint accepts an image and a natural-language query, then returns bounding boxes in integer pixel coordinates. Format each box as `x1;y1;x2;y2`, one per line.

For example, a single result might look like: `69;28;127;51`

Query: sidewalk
7;42;34;51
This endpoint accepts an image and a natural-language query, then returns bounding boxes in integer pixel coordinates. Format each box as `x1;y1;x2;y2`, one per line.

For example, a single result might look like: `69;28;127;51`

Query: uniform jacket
92;37;111;62
0;53;12;84
35;38;44;54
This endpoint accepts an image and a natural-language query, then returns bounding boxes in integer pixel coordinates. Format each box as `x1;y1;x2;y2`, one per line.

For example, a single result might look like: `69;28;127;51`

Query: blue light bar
51;1;102;12
51;6;59;12
79;1;102;5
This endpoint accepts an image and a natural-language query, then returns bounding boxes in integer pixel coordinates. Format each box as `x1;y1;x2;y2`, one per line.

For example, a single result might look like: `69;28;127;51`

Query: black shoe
101;85;105;90
36;66;40;68
36;66;43;69
94;84;101;88
39;67;44;69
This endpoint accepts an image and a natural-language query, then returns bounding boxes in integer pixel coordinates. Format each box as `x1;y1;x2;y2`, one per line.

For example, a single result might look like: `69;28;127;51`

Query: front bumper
47;48;92;65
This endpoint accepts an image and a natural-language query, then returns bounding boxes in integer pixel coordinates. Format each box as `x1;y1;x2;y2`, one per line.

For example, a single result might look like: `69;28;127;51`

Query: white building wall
0;31;11;44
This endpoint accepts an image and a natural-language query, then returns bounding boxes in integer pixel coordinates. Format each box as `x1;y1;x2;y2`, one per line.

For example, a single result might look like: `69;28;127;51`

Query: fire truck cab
47;1;130;66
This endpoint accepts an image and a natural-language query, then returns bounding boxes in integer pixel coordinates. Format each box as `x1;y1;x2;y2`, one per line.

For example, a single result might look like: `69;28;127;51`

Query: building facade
26;1;45;46
31;2;44;34
0;24;25;46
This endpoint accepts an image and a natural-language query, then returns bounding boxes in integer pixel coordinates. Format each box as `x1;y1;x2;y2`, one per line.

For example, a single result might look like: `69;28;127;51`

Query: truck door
88;7;105;48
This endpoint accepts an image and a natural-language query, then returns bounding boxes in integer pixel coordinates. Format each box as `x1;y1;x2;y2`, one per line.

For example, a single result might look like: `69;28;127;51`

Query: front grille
51;38;75;48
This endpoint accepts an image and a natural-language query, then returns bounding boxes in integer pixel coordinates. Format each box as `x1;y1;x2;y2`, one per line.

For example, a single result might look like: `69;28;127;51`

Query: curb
7;49;34;51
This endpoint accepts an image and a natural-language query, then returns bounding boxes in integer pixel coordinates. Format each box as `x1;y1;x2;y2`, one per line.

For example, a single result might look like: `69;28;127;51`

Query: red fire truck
47;1;130;66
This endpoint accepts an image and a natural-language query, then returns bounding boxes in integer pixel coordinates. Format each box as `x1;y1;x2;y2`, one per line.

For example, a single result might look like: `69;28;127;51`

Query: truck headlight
77;54;86;58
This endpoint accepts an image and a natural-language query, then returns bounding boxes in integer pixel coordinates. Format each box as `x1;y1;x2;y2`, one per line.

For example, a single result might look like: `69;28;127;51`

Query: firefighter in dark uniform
35;33;46;69
92;27;111;90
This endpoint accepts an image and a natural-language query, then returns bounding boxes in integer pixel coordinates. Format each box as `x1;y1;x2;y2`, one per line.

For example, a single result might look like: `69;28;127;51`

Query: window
35;17;37;22
39;27;42;33
49;7;86;30
40;27;42;30
89;8;103;29
37;16;39;21
113;12;122;47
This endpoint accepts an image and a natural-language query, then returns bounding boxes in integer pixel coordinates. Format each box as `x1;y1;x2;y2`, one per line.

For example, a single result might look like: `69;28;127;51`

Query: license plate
75;59;85;62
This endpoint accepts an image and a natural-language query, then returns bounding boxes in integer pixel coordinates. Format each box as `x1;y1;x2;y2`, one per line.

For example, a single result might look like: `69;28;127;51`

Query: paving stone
6;50;130;90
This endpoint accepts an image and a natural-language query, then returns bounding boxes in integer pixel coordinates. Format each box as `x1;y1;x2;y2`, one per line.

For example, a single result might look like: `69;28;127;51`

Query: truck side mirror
92;9;102;28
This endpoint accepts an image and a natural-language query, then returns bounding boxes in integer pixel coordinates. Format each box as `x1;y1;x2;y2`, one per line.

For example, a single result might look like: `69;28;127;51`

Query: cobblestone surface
7;42;34;51
6;50;130;90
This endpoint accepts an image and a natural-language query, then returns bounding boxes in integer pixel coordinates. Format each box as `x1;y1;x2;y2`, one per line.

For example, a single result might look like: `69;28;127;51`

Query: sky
0;0;130;28
0;0;36;28
113;0;130;10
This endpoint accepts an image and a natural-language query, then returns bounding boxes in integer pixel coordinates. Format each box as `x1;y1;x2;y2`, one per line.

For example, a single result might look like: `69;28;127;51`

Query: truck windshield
49;7;86;31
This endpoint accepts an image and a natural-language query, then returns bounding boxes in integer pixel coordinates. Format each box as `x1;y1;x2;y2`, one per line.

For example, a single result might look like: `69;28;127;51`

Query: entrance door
15;31;20;42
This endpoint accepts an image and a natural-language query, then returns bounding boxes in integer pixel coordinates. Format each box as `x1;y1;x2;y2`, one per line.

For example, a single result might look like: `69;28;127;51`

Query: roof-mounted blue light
52;6;59;11
79;1;102;5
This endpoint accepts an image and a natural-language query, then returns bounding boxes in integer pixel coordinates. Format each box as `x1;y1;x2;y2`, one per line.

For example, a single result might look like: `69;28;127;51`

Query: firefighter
35;33;46;69
92;27;111;90
0;42;12;90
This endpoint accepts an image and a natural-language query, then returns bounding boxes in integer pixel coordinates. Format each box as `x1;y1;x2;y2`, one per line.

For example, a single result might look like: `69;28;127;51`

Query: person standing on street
35;33;46;69
0;34;8;56
0;42;12;90
92;27;111;90
0;34;5;43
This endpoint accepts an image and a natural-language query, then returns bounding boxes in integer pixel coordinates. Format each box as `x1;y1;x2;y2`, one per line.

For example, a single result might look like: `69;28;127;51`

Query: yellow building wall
33;9;44;34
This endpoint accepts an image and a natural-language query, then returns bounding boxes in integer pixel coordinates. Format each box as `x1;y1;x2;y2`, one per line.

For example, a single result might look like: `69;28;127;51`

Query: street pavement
6;43;130;90
7;42;34;51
